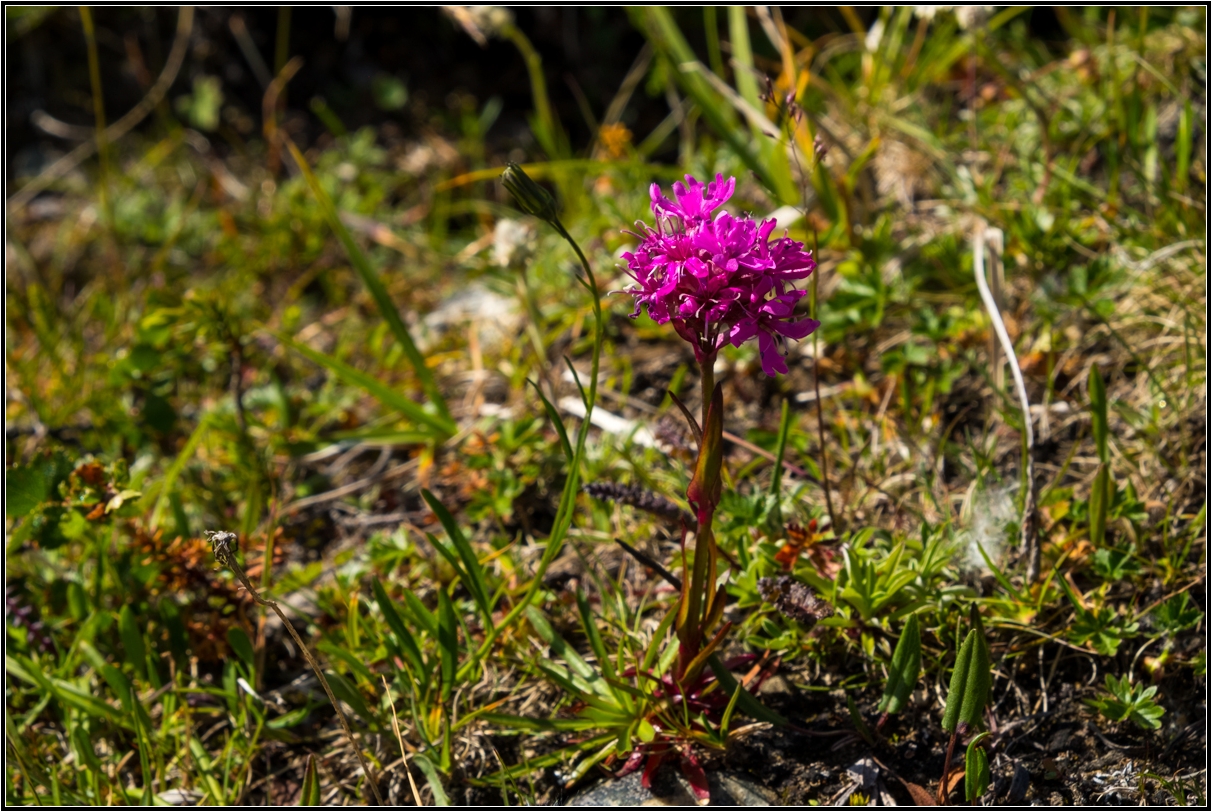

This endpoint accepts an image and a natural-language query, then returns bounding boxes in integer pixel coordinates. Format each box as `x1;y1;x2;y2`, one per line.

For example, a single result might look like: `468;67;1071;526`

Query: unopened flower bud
814;134;829;160
502;163;558;225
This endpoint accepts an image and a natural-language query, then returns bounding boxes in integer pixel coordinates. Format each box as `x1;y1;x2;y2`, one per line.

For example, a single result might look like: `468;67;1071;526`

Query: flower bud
501;163;558;225
813;134;830;160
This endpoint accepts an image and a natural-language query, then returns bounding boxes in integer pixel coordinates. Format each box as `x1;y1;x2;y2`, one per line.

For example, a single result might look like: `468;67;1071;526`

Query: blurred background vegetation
5;6;1206;806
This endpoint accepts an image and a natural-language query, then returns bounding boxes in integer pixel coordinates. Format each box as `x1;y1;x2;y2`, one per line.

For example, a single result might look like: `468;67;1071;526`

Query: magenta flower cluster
622;174;820;376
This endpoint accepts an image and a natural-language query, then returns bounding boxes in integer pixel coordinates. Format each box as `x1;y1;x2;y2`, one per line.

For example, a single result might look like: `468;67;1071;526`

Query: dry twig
207;531;385;805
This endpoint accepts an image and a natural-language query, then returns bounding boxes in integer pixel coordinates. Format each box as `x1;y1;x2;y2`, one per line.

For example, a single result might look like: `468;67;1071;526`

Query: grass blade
479;712;601;732
525;606;600;688
148;412;210;529
574;589;615;681
436;588;458;705
412;752;451;806
529;379;573;462
402;590;439;639
422;489;493;627
274;331;455;437
324;670;375;726
1088;365;1109;463
707;653;788;727
281;136;451;425
118;605;148;682
300;754;321;806
372;578;426;676
636;7;787;201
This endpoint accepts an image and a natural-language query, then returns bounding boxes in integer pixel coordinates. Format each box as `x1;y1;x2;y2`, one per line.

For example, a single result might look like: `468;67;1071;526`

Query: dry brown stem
208;531;385;805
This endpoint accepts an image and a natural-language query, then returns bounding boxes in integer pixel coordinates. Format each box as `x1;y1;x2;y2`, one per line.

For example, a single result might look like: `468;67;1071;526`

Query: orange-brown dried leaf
74;461;107;486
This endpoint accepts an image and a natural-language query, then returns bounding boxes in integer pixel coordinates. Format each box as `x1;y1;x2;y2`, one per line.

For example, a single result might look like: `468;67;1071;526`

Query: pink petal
776;316;820;340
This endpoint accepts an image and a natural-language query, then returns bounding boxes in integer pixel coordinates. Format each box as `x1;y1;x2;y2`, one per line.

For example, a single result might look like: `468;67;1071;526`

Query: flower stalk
459;163;604;681
676;375;727;685
621;173;820;690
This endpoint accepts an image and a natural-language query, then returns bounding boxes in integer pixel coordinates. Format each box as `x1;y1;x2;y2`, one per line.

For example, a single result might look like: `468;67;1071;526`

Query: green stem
699;353;715;431
456;218;601;681
217;550;384;806
676;353;720;682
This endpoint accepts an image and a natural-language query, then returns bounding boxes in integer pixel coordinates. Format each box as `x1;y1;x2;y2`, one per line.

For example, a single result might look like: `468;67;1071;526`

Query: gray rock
566;765;771;807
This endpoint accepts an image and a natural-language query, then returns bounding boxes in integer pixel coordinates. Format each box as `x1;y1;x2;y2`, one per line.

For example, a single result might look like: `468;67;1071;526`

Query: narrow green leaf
878;614;922;716
118;605;148;681
636;8;783;199
426;532;471;591
131;706;155;806
479;712;602;732
563;357;591;412
525;606;599;687
965;732;991;802
282;139;450;425
402;591;439;639
575;589;617;685
189;736;226;804
707;654;788;727
727;7;761;110
317;640;376;686
1088;365;1109;463
275;332;455;437
970;612;993;728
641;604;677;675
528;379;573;462
268;705;313;729
372;578;426;676
436;588;458;705
770;399;793;498
71;725;103;775
300;754;321;806
149;412;210;529
324;671;375;725
79;642;134;710
1176;99;1192;191
422;490;492;627
10;652;127;727
468;734;616;785
719;683;743;738
412;752;451;806
530;662;613;711
1090;464;1111;547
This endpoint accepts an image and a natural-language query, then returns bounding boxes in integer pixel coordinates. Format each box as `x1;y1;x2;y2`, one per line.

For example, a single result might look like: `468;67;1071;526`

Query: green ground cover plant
6;5;1206;806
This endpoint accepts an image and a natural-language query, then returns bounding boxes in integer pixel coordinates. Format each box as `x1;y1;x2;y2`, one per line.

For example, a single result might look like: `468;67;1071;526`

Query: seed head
206;530;239;568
